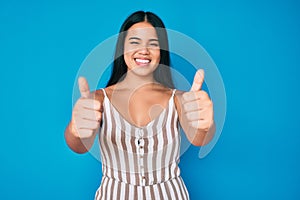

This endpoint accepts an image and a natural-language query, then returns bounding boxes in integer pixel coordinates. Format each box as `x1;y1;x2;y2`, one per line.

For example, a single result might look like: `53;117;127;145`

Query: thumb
190;69;205;92
78;76;90;98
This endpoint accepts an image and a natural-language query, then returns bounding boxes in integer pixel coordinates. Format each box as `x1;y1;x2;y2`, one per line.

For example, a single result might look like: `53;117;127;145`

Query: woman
65;11;215;200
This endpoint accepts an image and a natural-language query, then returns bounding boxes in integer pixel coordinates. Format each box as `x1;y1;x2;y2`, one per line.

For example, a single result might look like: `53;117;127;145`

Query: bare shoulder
92;88;106;105
174;89;184;96
174;89;185;114
174;89;184;102
152;85;174;102
156;85;173;94
95;85;120;103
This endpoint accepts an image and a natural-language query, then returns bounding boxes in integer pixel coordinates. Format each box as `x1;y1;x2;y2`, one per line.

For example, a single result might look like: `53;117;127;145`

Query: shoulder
174;89;185;115
91;89;104;104
93;85;116;102
174;89;184;103
156;85;173;96
150;85;174;102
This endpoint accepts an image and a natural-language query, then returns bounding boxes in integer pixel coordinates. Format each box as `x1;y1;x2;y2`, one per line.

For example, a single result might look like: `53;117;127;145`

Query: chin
130;65;157;76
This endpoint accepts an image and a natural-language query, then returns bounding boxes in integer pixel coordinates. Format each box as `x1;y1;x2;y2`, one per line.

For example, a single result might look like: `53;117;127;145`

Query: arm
64;77;103;154
175;70;216;146
64;119;98;154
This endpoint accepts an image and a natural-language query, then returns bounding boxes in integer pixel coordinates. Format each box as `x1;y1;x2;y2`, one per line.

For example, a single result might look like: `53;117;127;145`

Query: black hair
106;11;174;88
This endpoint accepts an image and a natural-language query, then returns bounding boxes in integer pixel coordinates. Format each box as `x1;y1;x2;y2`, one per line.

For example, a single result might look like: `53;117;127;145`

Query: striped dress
94;89;190;200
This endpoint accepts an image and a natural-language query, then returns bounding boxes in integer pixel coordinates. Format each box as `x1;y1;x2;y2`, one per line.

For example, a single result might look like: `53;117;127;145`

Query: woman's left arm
175;69;216;146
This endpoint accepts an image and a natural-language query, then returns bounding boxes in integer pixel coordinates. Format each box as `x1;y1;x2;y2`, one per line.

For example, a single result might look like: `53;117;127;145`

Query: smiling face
123;22;161;77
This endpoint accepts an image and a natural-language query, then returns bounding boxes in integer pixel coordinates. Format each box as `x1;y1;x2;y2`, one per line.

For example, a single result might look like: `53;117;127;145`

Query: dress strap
171;89;177;98
101;88;108;98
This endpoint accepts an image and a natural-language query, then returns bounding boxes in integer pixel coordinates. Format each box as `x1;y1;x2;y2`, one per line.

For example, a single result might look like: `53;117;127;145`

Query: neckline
103;89;175;131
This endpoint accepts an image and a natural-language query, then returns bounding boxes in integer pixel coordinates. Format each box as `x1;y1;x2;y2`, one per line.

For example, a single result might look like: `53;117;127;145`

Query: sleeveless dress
94;89;190;200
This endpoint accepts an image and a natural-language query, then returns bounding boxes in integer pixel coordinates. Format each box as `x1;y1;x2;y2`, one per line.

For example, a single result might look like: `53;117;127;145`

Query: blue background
1;0;299;199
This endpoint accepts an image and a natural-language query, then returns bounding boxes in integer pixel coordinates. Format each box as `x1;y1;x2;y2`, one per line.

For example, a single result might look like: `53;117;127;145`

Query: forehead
126;22;158;39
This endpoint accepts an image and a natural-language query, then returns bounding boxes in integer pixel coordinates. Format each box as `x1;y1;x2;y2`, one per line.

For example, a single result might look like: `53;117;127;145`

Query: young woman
65;11;215;200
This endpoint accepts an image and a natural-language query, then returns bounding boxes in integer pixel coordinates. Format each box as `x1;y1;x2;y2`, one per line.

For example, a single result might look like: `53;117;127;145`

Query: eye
149;43;159;47
130;41;139;45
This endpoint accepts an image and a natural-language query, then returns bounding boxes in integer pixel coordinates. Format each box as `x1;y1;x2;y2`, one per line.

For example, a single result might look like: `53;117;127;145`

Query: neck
116;70;157;90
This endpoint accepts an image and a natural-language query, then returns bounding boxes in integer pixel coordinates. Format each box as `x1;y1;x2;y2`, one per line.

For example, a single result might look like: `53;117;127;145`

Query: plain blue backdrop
1;0;300;199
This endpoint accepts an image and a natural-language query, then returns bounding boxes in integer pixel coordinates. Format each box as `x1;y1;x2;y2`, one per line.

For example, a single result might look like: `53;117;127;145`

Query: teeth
135;58;150;63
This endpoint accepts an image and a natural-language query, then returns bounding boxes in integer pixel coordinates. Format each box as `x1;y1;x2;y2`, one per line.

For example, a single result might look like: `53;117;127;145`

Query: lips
134;58;151;66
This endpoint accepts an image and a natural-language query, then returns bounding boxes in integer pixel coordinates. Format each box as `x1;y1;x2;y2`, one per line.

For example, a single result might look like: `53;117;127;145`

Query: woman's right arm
64;118;99;154
64;77;103;154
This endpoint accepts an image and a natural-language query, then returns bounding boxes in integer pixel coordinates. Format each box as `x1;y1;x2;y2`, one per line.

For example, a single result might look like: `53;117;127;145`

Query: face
123;22;161;77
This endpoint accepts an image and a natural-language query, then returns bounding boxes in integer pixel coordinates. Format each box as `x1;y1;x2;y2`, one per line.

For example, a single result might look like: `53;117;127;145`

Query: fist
71;77;102;138
182;69;214;132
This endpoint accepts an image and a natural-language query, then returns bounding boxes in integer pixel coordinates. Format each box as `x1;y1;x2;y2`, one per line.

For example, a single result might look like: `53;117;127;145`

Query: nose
138;45;150;55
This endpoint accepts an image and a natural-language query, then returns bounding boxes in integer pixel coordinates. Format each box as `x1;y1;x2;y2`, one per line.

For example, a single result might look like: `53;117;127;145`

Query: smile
134;58;151;66
135;58;150;63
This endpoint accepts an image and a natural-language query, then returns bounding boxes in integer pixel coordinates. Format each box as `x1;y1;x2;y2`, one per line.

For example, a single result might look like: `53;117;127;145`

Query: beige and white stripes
94;89;190;200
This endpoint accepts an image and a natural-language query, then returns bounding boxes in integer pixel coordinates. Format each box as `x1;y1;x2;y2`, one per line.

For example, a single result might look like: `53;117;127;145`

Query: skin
64;22;215;153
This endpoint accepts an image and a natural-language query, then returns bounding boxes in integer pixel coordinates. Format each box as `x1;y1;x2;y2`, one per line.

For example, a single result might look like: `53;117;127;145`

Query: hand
182;69;214;132
71;77;102;138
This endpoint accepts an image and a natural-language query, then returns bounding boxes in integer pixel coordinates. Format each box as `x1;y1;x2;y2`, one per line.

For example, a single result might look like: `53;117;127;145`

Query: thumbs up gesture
71;77;102;138
181;69;214;144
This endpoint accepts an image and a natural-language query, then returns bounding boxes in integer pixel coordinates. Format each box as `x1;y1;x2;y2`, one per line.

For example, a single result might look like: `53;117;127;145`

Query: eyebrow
128;37;159;42
128;37;141;40
149;38;159;42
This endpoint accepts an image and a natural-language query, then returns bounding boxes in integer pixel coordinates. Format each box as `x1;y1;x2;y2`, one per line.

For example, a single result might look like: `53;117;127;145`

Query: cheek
124;46;132;61
153;50;161;62
123;44;134;65
124;53;132;67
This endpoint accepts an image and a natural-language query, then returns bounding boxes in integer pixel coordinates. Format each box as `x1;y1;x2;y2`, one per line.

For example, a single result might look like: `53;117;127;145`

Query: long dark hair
106;11;174;88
